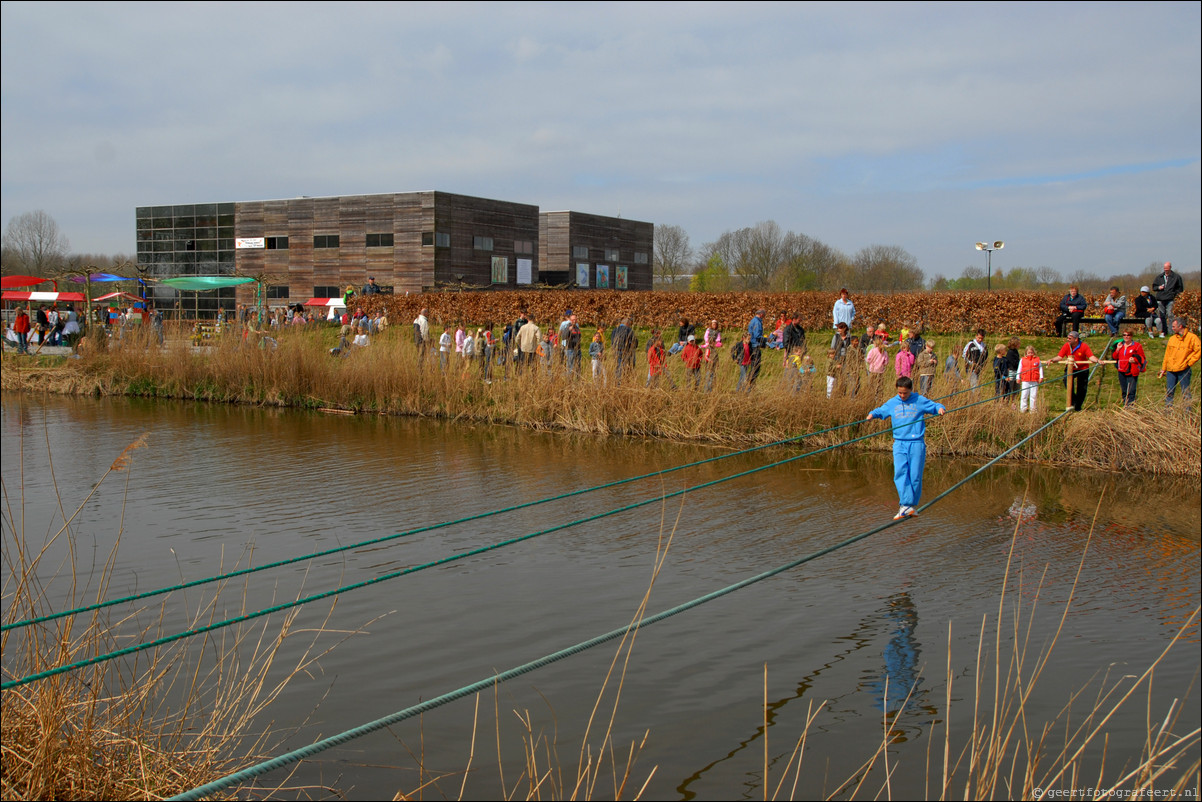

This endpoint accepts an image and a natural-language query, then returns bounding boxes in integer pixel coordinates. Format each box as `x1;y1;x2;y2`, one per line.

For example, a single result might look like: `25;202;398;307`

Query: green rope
0;385;1068;691
0;370;1053;634
169;409;1071;802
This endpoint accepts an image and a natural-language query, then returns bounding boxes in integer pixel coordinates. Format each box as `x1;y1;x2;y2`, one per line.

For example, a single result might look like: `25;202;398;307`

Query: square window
474;236;494;251
266;236;289;250
366;233;394;248
572;245;588;259
314;235;340;248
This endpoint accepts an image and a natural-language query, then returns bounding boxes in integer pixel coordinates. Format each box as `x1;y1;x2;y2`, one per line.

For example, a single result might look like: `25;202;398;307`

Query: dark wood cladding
234;191;540;303
539;211;653;291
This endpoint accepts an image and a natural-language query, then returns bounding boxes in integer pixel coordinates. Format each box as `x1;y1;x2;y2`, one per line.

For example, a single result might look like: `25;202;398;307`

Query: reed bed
391;505;1199;801
1;326;1199;477
1;432;350;800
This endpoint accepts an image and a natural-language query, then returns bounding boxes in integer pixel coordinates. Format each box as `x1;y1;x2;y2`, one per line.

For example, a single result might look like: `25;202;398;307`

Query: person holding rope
1049;330;1099;411
866;376;946;521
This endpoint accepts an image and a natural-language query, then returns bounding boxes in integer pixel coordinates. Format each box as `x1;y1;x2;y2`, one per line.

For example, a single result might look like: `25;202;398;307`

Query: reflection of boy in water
868;593;922;714
866;376;946;520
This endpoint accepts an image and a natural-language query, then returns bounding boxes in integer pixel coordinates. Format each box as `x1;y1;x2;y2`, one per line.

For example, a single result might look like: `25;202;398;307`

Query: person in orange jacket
1158;316;1201;409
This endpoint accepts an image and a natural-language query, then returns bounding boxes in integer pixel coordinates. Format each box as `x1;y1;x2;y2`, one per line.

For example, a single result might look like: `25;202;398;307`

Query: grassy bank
2;325;1198;477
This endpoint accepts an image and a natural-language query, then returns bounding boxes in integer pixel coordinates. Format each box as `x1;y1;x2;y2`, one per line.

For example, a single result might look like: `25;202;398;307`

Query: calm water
2;392;1199;800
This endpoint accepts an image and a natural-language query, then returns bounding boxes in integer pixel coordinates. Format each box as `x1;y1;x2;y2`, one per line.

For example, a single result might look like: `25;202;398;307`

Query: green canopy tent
154;276;258;320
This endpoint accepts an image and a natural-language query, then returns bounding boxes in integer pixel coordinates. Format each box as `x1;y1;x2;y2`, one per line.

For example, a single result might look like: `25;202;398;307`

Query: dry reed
0;431;357;800
2;326;1199;477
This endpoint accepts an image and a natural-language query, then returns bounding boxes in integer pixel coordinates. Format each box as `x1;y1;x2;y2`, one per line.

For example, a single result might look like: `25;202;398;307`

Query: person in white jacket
1017;345;1044;413
831;289;855;347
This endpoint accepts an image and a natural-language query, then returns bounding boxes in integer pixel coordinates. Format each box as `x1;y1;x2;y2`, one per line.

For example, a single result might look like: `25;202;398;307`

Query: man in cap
1151;262;1183;338
746;309;766;387
1049;330;1099;411
362;277;380;295
1158;316;1200;409
1134;285;1160;337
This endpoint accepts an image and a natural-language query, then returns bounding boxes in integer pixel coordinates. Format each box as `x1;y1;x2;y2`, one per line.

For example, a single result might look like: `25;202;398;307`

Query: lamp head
993;241;1005;250
975;242;986;251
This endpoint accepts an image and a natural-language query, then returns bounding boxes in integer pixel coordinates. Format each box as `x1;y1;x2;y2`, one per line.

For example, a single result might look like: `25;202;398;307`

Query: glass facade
136;203;238;317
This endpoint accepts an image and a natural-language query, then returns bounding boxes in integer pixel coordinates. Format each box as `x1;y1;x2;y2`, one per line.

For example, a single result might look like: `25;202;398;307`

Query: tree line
1;210;133;277
3;210;1195;297
653;220;1198;294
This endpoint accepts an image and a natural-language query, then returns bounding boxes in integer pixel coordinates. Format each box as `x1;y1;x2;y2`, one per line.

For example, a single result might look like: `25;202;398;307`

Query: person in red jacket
1050;331;1099;411
646;331;669;388
1112;329;1146;406
12;307;32;354
1017;346;1044;412
681;335;704;389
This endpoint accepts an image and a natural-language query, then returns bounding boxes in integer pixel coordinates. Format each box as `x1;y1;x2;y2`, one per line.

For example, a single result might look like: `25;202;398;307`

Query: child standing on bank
1018;346;1044;412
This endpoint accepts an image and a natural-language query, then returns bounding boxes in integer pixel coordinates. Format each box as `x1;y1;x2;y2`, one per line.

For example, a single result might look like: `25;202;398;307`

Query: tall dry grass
794;506;1201;801
1;431;355;800
386;497;1199;801
2;325;1198;476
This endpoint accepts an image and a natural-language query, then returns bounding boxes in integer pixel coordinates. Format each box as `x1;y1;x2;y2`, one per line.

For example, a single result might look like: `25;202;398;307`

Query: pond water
2;392;1198;800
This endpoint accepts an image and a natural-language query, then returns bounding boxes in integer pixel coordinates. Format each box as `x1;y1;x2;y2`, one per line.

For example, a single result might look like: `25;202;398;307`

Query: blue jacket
748;315;764;349
869;394;945;441
1060;293;1087;314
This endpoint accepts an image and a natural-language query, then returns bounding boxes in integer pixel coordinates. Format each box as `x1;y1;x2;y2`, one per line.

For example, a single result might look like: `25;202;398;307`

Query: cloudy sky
1;1;1198;281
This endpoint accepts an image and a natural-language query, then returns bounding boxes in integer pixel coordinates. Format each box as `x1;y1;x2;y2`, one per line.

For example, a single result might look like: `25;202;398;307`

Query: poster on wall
616;265;628;290
491;256;509;284
596;264;610;289
576;262;590;288
517;258;532;285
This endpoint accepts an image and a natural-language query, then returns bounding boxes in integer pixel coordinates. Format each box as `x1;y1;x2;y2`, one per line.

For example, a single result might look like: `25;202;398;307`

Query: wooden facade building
137;192;651;312
538;211;653;291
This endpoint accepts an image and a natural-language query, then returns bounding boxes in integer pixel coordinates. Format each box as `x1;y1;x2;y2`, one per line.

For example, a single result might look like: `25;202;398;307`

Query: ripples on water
2;392;1198;800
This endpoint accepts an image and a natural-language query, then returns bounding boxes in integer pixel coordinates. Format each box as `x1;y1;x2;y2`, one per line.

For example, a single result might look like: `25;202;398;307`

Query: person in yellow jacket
1158;317;1201;408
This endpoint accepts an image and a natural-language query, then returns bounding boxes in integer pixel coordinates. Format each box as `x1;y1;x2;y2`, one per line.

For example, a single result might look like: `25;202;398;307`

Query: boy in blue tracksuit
866;377;946;520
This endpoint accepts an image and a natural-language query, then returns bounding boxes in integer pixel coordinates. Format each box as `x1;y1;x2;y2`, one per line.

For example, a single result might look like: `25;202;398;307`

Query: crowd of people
396;286;1199;413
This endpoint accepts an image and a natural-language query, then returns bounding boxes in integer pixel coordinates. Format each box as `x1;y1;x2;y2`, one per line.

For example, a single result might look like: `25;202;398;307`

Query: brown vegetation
350;289;1200;337
2;325;1198;477
1;435;350;800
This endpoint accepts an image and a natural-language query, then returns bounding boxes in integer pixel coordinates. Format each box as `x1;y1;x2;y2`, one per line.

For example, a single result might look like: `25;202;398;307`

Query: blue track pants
892;439;926;508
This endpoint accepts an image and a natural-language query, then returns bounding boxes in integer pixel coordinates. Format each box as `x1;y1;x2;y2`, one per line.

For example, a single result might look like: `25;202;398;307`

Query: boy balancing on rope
865;376;946;521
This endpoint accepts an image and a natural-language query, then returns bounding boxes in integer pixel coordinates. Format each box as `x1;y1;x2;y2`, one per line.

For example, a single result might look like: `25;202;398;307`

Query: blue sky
1;1;1198;281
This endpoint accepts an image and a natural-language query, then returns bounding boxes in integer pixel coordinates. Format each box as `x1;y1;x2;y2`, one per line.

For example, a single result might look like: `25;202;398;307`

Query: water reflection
2;391;1199;801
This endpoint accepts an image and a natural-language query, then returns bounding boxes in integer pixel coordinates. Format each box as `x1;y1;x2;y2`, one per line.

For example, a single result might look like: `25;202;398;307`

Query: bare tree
2;210;70;275
653;224;692;289
852;244;923;291
776;235;851;291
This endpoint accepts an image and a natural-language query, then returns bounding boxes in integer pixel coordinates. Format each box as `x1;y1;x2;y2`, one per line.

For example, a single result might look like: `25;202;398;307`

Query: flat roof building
538;211;653;291
136;191;651;313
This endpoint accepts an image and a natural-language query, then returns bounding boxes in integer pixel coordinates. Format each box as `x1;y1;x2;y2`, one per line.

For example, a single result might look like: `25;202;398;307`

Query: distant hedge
361;289;1199;336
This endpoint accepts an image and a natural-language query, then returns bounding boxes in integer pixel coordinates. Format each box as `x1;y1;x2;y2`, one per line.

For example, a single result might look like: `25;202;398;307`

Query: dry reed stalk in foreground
0;431;361;801
796;496;1200;801
393;494;683;801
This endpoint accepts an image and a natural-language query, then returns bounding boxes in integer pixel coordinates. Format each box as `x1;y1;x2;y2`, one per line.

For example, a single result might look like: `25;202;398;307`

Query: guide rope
169;409;1072;801
0;369;1063;634
0;376;1079;691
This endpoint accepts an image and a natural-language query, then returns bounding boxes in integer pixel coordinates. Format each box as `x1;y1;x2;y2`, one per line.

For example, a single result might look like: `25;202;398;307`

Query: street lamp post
975;241;1004;291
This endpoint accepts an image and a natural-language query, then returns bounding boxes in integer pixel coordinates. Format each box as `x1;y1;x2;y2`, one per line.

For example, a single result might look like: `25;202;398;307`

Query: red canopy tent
2;291;85;302
1;275;56;290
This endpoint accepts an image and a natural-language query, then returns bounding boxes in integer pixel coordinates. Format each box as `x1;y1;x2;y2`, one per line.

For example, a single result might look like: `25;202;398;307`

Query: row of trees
1;210;135;279
654;221;1197;294
3;211;1193;297
653;220;923;294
